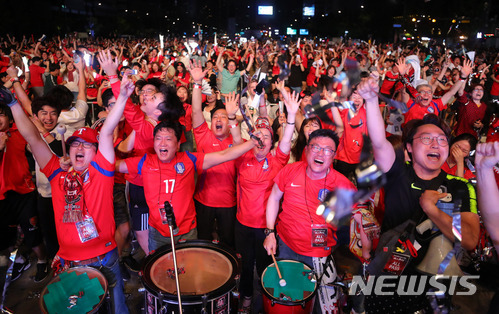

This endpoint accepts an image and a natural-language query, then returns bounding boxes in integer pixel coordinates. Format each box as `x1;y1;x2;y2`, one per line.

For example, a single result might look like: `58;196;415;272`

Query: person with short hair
3;66;135;313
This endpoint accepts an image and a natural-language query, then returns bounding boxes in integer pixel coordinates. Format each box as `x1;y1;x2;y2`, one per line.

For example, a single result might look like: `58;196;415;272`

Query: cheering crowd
1;33;499;313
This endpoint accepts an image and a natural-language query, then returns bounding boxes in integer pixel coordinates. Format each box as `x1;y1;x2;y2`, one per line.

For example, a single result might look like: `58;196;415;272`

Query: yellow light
432;19;436;23
412;18;416;22
452;19;456;23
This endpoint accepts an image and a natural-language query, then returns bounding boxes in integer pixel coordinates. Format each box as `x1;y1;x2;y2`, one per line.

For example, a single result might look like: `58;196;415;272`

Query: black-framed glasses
138;89;156;96
415;135;448;147
309;144;335;156
70;141;95;149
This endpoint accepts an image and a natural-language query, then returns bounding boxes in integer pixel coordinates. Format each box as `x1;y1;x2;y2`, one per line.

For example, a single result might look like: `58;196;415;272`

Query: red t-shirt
453;94;487;138
0;127;36;199
441;161;475;180
111;81;156;186
380;70;399;95
335;105;368;164
29;64;46;87
274;162;356;257
404;98;445;125
235;147;290;228
179;102;193;132
125;152;204;237
193;122;236;207
41;152;117;261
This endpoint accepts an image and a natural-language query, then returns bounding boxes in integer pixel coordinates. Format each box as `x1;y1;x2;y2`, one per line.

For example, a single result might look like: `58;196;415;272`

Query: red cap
66;127;99;145
255;117;273;137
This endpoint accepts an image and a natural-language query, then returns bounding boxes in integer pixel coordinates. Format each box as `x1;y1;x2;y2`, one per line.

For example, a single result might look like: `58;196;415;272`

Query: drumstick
56;125;67;157
271;254;286;287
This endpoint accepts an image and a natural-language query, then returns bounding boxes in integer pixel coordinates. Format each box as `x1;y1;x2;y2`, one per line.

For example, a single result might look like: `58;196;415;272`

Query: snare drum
40;266;108;314
142;240;241;314
261;260;318;314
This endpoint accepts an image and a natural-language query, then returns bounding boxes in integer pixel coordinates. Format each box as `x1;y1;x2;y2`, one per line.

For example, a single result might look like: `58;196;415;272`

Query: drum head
142;240;240;304
261;260;317;303
40;267;108;314
150;247;232;295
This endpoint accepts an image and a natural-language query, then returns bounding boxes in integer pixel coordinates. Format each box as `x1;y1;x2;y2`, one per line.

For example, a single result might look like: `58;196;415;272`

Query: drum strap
312;255;340;314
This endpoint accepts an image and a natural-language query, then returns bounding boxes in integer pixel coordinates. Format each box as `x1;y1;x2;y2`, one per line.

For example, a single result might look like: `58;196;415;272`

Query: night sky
1;0;497;41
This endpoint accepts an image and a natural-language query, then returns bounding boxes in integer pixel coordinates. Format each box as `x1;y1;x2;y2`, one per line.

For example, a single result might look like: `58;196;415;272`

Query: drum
40;266;108;314
142;240;241;314
261;259;318;314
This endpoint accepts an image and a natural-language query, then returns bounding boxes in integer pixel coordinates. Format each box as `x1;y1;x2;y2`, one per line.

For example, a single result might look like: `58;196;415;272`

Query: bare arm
117;131;136;154
188;60;208;129
441;59;473;105
7;66;32;115
263;183;285;255
357;74;396;173
75;58;87;102
203;139;256;170
278;90;300;154
225;92;243;145
475;142;499;252
7;97;53;169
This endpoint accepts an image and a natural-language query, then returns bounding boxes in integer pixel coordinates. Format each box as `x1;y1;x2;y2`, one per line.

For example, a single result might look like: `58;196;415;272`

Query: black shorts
128;183;149;231
0;191;42;250
113;183;130;226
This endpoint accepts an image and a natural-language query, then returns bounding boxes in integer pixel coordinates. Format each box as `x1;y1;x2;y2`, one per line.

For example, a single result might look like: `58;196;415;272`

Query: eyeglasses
70;141;95;148
138;89;156;96
434;68;441;72
309;144;336;156
415;135;448;147
419;90;432;96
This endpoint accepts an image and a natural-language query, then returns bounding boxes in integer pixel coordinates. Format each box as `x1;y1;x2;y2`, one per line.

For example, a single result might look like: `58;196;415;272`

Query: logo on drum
215;295;227;309
175;162;185;174
318;189;330;202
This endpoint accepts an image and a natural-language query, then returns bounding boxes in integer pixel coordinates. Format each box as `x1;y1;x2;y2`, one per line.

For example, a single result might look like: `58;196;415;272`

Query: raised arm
1;88;53;168
475;142;499;252
75;57;87;102
98;73;135;163
440;59;473;105
357;75;396;172
225;92;243;145
278;90;300;154
6;66;32;115
216;47;225;72
188;59;208;128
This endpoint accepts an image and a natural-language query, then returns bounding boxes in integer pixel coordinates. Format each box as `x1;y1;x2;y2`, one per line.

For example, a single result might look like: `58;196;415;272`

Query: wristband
286;121;295;125
229;123;238;129
460;76;468;80
108;74;118;79
228;116;236;120
193;83;202;89
10;77;19;83
43;132;51;138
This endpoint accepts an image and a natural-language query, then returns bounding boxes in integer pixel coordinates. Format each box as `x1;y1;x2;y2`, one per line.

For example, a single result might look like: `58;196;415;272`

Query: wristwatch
264;228;276;236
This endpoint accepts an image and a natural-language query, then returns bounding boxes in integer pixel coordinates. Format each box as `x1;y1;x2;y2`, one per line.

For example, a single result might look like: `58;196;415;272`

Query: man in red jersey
188;60;241;249
117;119;259;251
2;60;134;313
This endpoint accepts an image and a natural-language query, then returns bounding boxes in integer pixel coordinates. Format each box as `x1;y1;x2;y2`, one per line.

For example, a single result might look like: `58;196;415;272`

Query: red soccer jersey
193;122;236;207
274;162;356;257
29;64;46;87
111;81;155;186
380;70;399;95
441;161;475;180
235;147;290;228
335;105;368;164
41;152;117;261
404;98;446;125
125;152;204;237
453;94;487;138
0;127;36;199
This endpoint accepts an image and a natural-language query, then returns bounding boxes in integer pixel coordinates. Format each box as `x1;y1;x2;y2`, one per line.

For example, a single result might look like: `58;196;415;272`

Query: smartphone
131;69;138;75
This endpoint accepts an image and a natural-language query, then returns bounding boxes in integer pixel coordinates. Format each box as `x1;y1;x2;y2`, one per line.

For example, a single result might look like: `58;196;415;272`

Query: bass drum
142;240;241;314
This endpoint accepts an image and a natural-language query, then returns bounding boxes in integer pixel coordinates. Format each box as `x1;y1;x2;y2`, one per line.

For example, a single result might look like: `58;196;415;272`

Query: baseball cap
255;117;273;137
66;127;99;145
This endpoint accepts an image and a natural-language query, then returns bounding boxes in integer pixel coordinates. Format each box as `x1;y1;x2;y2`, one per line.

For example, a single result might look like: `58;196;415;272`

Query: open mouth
75;153;84;161
159;148;168;157
314;159;324;165
215;124;222;130
427;152;440;161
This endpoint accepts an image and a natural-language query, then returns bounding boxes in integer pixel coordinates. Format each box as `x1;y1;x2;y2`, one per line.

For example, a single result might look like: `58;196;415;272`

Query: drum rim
260;259;318;306
39;266;108;314
141;240;240;304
